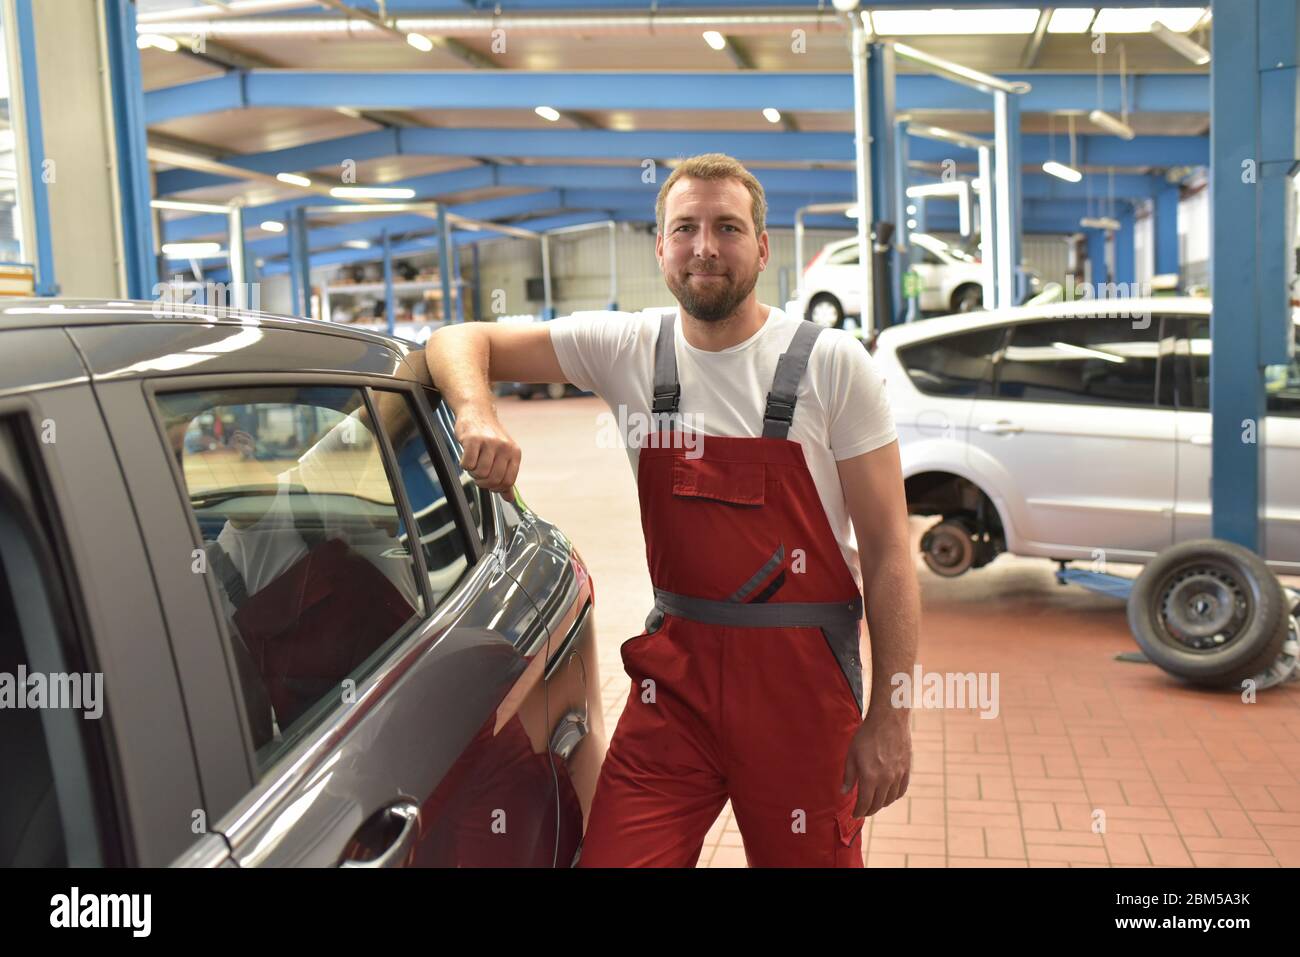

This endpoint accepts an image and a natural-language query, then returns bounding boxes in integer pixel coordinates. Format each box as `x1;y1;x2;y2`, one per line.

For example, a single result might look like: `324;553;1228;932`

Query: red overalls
577;314;867;868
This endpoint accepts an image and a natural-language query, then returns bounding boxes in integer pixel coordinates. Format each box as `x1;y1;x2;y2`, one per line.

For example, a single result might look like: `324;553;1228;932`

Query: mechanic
426;152;920;868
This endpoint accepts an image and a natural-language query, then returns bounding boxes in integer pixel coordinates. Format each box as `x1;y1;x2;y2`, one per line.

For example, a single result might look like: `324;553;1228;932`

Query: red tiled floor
501;395;1300;868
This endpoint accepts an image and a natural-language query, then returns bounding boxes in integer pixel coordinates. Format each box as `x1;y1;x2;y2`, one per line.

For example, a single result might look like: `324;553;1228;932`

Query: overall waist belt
653;587;862;629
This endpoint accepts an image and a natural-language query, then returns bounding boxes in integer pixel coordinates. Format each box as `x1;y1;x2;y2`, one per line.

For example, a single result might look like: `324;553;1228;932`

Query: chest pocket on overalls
671;457;766;507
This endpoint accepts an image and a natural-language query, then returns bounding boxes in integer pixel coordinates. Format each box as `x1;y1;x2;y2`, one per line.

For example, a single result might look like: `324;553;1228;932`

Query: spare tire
1127;538;1289;688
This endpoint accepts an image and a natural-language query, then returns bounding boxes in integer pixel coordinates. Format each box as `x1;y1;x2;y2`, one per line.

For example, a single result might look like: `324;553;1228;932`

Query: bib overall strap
762;321;825;440
651;312;680;424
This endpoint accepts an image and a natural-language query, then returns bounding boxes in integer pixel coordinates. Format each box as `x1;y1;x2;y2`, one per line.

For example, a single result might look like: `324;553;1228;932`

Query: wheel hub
1160;566;1249;651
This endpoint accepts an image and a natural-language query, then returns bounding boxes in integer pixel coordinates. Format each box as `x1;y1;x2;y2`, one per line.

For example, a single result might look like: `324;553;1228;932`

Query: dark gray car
0;299;604;868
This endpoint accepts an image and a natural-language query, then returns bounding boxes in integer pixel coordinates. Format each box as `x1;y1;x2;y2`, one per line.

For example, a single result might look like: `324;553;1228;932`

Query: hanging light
1043;113;1084;181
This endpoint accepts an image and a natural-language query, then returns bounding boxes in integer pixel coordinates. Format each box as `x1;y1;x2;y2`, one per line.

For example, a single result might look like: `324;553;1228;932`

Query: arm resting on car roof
424;322;568;493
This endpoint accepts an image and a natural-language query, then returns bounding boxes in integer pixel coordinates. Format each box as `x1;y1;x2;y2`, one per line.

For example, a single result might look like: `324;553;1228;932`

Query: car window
919;249;944;266
897;326;1005;397
371;390;475;602
1183;316;1300;416
826;245;859;266
431;392;493;547
0;418;105;866
155;386;425;771
995;317;1165;406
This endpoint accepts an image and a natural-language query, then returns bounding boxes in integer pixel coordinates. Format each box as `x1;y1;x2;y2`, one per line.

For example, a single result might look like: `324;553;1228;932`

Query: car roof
0;297;411;349
874;296;1214;348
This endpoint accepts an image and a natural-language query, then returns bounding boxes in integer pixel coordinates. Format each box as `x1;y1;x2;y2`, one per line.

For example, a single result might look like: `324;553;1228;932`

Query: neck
679;296;770;352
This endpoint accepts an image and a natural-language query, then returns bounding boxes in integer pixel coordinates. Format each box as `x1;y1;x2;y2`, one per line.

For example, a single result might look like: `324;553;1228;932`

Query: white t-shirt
548;305;897;589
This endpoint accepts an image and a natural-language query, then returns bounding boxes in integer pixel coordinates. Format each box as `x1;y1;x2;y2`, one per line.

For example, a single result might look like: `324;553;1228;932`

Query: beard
665;258;762;323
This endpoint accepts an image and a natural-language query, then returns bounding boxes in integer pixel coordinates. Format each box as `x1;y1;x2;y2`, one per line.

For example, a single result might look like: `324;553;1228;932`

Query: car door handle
340;802;421;869
978;421;1024;435
1189;434;1212;446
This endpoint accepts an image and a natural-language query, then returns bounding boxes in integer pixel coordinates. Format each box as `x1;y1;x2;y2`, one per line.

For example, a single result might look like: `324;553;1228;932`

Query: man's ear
654;229;664;269
758;229;770;270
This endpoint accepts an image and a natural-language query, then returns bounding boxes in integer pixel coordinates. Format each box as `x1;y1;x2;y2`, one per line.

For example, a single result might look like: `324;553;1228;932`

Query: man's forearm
861;544;921;722
426;324;495;417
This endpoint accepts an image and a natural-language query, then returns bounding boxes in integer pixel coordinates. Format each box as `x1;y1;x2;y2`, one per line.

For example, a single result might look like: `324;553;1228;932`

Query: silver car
0;300;604;867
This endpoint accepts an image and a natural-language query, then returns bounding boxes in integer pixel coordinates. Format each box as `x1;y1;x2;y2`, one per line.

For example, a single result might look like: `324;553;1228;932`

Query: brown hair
655;153;767;236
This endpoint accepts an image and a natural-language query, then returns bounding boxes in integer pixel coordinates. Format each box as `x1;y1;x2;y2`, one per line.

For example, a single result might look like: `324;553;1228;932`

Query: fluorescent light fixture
1091;7;1206;34
1089;109;1136;140
1042;160;1084;183
1150;21;1211;65
329;186;416;199
162;242;222;258
1080;216;1122;230
276;172;313;188
406;33;434;52
535;106;561;122
762;108;781;124
872;8;1041;35
260;220;284;233
906;182;968;198
1052;341;1125;363
1046;8;1096;33
831;0;861;11
137;33;180;52
702;30;726;51
845;207;859;219
343;240;372;250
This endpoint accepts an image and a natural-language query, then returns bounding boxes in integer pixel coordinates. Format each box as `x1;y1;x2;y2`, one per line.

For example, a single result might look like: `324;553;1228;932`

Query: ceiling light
162;242;222;258
1091;7;1206;34
871;8;1041;35
845;207;860;219
1042;160;1084;183
260;221;284;233
906;204;918;215
1089;109;1136;140
1080;216;1122;230
1046;8;1096;33
343;240;372;250
535;106;561;122
1150;21;1211;65
329;186;416;199
702;30;726;51
762;108;781;124
137;33;180;52
906;219;918;229
406;33;434;52
276;172;313;188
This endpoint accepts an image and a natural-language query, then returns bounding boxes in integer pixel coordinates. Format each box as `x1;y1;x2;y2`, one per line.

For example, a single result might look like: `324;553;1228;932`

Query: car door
822;242;863;316
127;372;564;868
966;314;1178;561
1173;314;1300;571
892;324;1005;459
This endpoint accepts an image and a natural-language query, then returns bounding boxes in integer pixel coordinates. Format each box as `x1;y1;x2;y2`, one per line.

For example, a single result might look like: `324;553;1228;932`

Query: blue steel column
103;0;157;299
288;206;311;316
1154;181;1181;280
1085;228;1108;286
868;42;896;326
12;1;55;294
1209;0;1273;551
453;241;465;322
382;228;395;336
436;204;453;323
470;242;482;321
1114;207;1136;287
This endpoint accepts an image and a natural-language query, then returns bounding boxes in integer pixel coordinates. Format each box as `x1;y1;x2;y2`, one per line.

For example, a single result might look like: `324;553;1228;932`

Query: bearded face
657;177;768;324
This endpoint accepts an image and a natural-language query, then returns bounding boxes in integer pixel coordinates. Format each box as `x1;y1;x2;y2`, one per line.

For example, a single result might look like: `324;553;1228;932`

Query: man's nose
692;226;720;258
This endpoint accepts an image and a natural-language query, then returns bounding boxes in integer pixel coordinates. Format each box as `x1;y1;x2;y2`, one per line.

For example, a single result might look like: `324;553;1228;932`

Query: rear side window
995;317;1164;406
432;394;493;547
155;386;425;771
0;418;107;866
897;327;1005;397
1182;316;1300;416
826;244;859;266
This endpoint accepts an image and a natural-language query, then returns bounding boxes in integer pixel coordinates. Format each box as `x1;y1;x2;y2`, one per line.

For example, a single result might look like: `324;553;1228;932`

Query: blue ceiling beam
156;130;1209;196
147;70;1208;123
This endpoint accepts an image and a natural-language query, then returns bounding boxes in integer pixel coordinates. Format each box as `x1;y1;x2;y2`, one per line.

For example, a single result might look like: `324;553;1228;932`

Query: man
426;153;919;868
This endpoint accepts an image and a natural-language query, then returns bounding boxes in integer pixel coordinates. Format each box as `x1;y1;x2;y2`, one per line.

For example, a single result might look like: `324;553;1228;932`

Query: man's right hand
455;406;522;493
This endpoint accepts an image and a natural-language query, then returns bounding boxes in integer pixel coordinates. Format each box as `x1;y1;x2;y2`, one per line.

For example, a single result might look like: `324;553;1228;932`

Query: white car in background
871;297;1300;578
797;232;990;328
